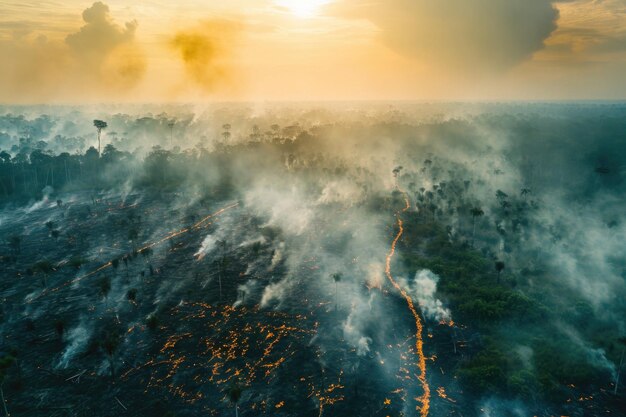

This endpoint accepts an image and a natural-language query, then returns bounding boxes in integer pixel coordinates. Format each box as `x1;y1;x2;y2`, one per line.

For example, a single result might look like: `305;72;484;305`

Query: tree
98;276;111;304
100;326;121;378
167;121;175;147
101;144;122;164
331;273;342;311
495;261;505;283
84;146;99;166
126;288;137;302
392;166;403;188
521;188;531;198
93;120;108;155
222;124;231;142
614;338;626;395
470;207;484;246
146;314;159;331
55;319;65;339
0;353;16;417
228;383;243;417
8;235;21;255
495;190;508;201
270;124;280;139
128;228;140;249
250;125;261;141
144;147;172;187
217;240;228;301
33;260;55;287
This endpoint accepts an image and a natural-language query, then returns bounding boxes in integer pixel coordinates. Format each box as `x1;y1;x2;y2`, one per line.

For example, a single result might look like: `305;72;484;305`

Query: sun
275;0;331;18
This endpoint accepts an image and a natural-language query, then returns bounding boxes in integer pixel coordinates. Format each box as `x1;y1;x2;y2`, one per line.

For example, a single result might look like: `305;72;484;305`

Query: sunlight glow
275;0;331;18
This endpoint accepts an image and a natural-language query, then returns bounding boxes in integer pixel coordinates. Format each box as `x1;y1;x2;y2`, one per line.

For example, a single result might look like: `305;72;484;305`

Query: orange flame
384;191;430;416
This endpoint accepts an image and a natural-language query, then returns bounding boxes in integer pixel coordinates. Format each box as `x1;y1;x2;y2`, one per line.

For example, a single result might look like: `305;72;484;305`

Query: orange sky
0;0;625;103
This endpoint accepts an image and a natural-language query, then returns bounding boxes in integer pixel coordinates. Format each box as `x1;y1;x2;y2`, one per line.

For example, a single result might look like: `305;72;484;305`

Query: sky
0;0;625;103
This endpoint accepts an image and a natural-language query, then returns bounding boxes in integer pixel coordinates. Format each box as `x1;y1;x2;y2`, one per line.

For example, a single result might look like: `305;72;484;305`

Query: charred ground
1;103;625;417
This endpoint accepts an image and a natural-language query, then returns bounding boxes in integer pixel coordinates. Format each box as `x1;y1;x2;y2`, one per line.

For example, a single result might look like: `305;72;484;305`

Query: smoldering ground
0;102;625;416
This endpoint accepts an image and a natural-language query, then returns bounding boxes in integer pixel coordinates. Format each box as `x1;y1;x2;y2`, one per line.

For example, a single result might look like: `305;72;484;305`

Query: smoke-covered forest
1;102;625;417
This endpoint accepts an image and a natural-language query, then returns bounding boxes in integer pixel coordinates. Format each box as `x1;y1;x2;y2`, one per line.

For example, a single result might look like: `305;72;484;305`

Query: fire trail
28;201;239;302
384;191;430;417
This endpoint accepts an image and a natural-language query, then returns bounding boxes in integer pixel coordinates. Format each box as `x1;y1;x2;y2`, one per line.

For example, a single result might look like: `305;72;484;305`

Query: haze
1;0;626;103
0;2;625;417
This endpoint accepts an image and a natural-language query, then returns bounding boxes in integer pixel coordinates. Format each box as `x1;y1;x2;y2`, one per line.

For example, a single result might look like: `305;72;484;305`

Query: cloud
66;2;136;57
0;35;70;100
170;20;242;92
334;0;561;72
0;2;145;102
65;1;145;89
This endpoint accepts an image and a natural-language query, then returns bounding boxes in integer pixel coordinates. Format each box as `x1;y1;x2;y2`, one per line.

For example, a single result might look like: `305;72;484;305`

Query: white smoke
268;242;285;271
366;262;384;289
260;278;292;308
194;234;217;260
562;325;617;378
233;279;260;308
317;179;365;206
58;319;92;369
479;397;528;417
403;269;451;322
244;183;313;236
343;293;377;356
24;185;55;213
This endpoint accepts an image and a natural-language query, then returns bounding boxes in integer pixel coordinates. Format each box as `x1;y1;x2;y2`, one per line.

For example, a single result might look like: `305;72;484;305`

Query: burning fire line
28;202;239;302
384;190;430;417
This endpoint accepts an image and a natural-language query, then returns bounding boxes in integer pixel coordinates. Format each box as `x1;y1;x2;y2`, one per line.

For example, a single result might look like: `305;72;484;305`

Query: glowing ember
384;190;430;416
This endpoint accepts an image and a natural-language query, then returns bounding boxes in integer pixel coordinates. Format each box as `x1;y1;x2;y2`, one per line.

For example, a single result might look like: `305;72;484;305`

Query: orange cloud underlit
0;0;624;103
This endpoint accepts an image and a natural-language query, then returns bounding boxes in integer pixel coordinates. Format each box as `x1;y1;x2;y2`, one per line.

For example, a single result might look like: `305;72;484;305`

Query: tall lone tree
470;207;484;246
93;120;108;155
331;273;342;311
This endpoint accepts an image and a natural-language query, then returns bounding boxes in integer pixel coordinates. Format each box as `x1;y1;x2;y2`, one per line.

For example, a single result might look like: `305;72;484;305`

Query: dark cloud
170;20;241;92
335;0;561;72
